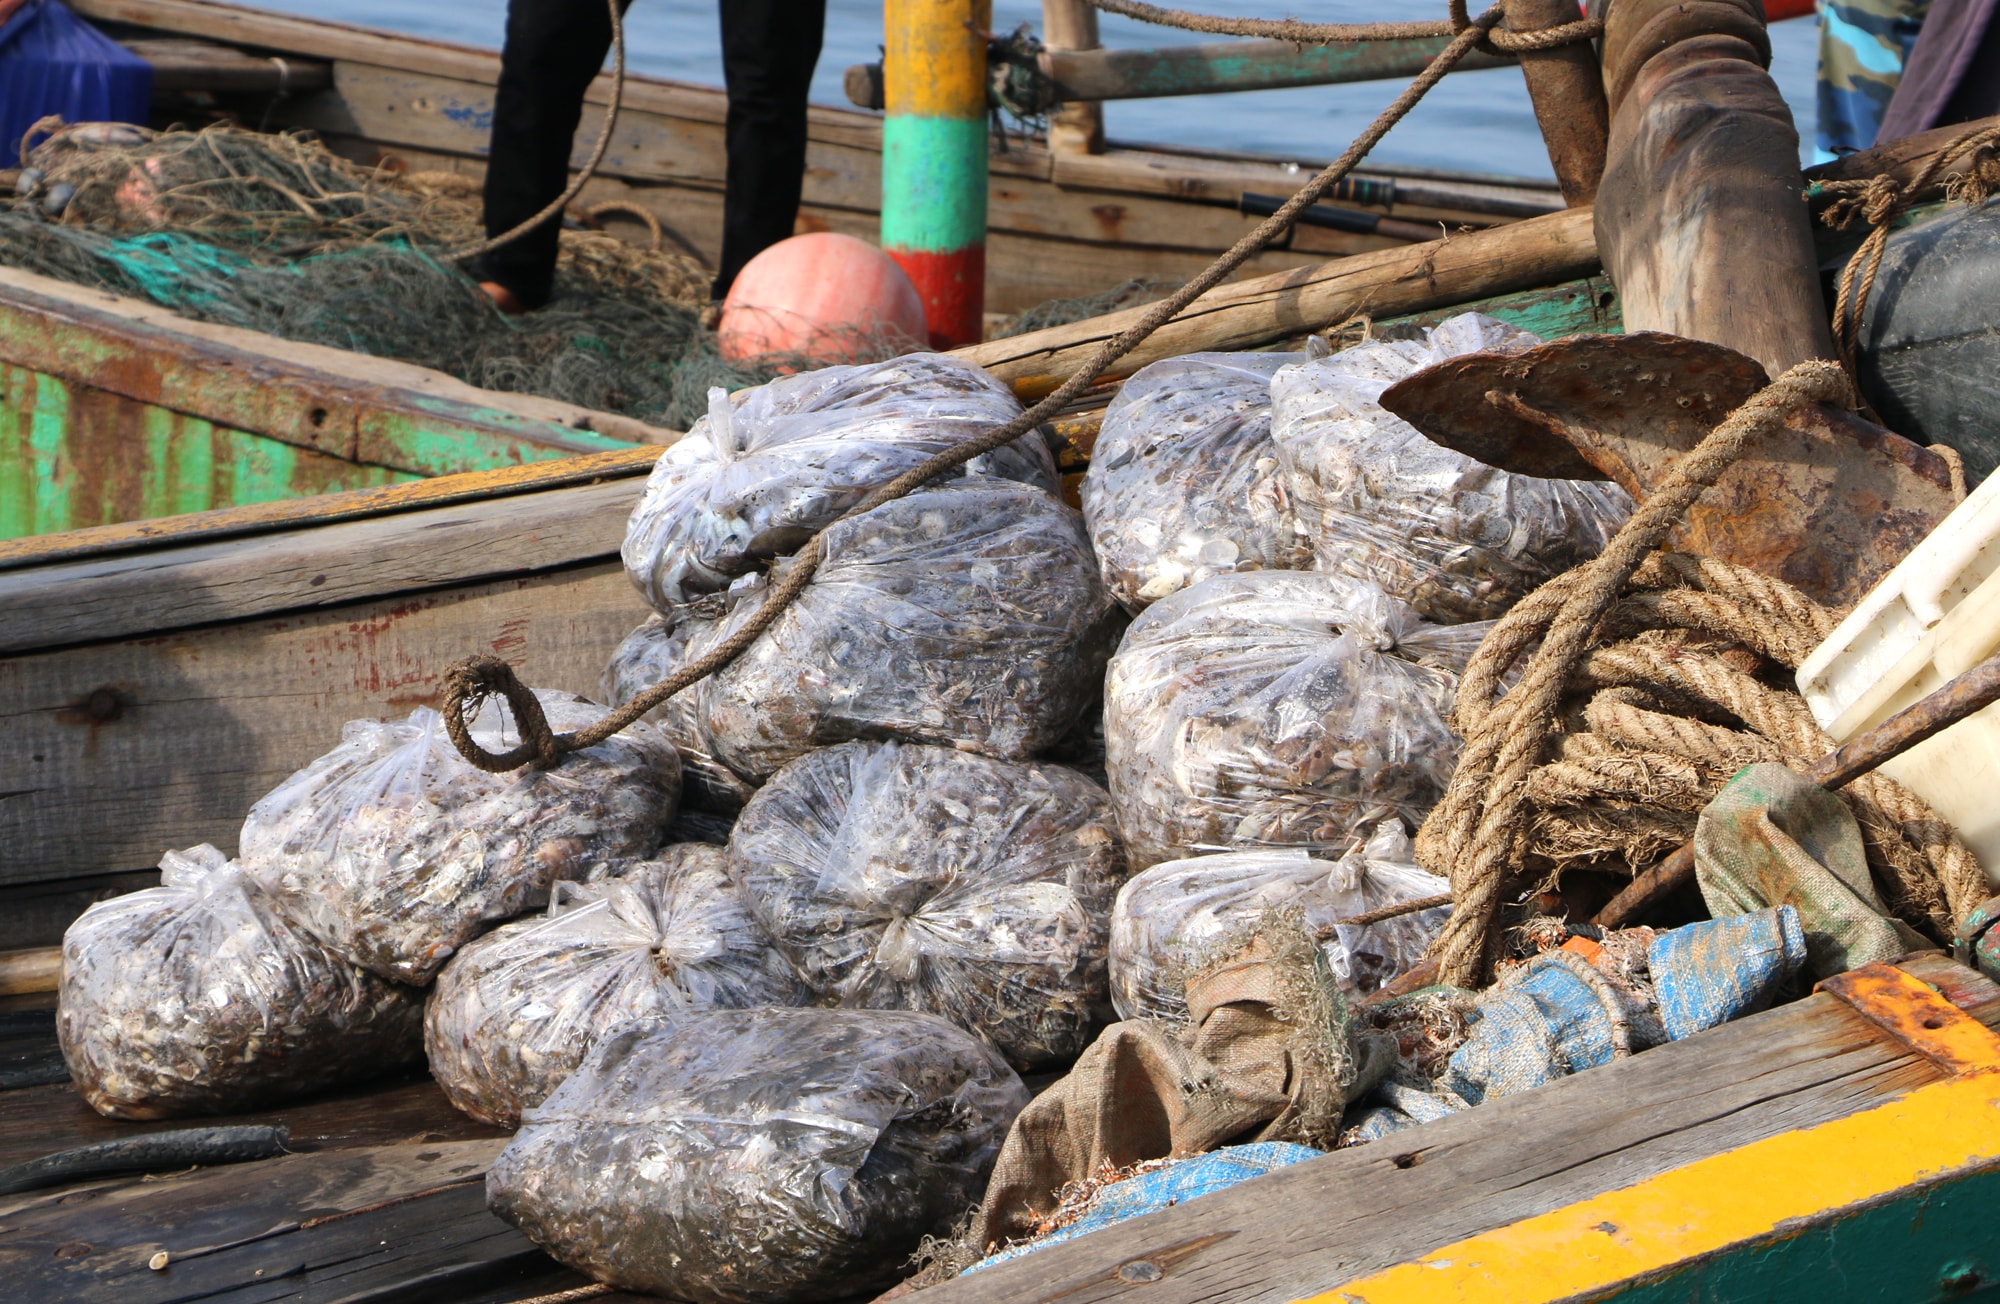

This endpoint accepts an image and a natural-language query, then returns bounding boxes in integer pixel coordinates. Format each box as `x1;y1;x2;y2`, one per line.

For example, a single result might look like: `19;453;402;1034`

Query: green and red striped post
882;0;989;349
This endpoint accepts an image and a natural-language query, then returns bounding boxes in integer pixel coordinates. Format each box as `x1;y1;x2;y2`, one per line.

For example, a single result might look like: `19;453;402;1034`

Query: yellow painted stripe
1297;1070;2000;1304
884;0;993;117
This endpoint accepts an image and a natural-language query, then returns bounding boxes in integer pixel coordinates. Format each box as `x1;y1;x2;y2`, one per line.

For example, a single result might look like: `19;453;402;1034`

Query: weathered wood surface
0;1068;502;1173
1507;0;1610;206
0;560;652;885
1043;0;1105;156
921;955;1996;1303
1804;111;2000;202
0;476;643;654
1593;1;1835;376
0;267;667;459
127;36;332;93
0;445;664;574
955;205;1601;396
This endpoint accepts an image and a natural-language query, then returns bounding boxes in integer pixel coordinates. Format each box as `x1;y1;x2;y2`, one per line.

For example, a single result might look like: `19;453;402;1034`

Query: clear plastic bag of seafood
239;690;680;986
424;845;807;1126
1081;350;1310;612
727;739;1127;1068
621;352;1059;610
603;613;757;812
1270;313;1632;623
608;479;1114;786
58;845;425;1120
487;1007;1028;1304
1104;571;1484;869
1108;822;1450;1022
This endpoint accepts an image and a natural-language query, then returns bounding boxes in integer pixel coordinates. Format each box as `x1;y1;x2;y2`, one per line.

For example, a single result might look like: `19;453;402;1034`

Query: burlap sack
966;926;1392;1253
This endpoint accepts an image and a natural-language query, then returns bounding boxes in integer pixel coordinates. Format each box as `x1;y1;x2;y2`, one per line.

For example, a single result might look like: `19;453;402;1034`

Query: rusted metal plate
1377;331;1766;483
1818;963;2000;1075
1378;332;1958;607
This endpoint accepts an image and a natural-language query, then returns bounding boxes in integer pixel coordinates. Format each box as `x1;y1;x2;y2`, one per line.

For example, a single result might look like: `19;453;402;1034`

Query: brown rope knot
1822;121;2000;376
440;655;565;773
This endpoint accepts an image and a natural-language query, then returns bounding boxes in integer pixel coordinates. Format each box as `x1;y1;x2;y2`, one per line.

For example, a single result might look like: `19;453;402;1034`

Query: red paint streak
886;245;986;350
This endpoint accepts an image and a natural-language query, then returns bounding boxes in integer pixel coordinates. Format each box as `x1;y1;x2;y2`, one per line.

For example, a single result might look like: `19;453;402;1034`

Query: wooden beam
125;36;331;93
0;267;666;466
0;947;59;995
1042;0;1105;155
953;205;1600;396
0;445;663;574
1038;37;1513;102
0;477;642;654
1506;0;1610;206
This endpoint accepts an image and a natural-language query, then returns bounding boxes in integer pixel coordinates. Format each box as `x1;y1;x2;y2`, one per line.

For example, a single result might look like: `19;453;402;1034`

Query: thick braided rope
1575;635;1982;934
1418;362;1854;986
1819;121;2000;376
1085;0;1601;52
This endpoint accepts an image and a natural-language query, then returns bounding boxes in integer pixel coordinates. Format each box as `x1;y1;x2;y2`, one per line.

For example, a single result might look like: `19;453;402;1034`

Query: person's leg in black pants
714;0;828;298
474;0;630;310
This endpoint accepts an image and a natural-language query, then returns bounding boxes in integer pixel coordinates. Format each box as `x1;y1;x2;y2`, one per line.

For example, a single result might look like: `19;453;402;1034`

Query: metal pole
883;0;990;349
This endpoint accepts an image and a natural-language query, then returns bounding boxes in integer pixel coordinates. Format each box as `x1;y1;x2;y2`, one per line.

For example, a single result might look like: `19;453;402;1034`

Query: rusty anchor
1376;332;1960;608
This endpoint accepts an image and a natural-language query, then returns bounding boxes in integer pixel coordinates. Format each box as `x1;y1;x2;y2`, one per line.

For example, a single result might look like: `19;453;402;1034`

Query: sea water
242;0;1821;180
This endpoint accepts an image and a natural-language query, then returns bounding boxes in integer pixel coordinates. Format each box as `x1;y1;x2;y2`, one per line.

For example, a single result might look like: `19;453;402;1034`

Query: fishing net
0;124;909;428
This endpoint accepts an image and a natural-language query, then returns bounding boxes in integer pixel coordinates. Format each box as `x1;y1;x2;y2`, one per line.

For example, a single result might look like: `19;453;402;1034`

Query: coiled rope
440;2;1526;772
444;0;627;262
1414;363;1988;987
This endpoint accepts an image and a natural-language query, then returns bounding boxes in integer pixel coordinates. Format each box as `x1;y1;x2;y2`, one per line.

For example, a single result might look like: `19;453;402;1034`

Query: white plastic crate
1797;469;2000;886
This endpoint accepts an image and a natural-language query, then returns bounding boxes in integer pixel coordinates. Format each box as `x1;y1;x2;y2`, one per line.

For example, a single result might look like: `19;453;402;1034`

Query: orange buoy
716;232;928;367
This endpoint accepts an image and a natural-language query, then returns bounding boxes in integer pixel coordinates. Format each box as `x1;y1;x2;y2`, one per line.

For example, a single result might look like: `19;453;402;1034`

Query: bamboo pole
954;204;1600;396
0;946;60;995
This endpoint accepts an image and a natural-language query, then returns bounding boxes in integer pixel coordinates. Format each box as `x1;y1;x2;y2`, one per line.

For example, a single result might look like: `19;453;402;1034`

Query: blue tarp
0;0;151;167
964;1143;1323;1274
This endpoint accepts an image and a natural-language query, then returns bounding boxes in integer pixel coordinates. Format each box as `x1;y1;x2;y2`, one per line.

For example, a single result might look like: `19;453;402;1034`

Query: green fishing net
0;124;870;430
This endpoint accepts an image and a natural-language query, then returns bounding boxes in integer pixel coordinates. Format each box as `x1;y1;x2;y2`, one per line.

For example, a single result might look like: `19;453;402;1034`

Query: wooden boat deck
3;954;1996;1302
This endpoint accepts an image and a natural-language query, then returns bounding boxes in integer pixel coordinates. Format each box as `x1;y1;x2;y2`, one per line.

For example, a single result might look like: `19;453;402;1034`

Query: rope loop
440;655;565;773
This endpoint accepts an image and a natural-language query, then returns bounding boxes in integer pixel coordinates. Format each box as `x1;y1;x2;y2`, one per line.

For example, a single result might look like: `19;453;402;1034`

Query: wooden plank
0;872;162;953
0;477;640;653
293;63;1321;261
0;363;415;542
0;1075;503;1173
0;1136;575;1304
0;559;653;885
0;268;662;466
0;445;663;574
954;205;1601;395
918;956;1995;1303
125;36;332;93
